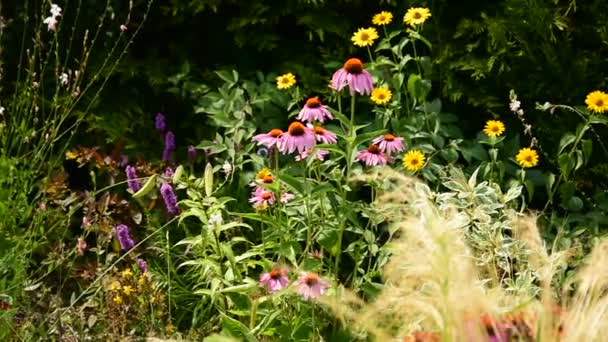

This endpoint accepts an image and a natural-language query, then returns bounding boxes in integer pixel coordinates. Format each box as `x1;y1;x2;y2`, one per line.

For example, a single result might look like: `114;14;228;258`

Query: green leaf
353;129;387;148
132;174;157;199
558;153;574;179
277;172;306;195
222;315;257;342
317;226;340;256
173;165;184;183
558;133;576;155
205;163;214;197
582;139;593;165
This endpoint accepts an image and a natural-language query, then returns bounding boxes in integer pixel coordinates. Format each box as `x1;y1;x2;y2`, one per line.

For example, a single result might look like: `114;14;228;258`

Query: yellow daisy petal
403;7;431;27
585;90;608;113
516;148;539;168
403;150;426;171
370;87;392;105
276;73;296;90
372;11;393;26
351;27;379;47
483;120;505;137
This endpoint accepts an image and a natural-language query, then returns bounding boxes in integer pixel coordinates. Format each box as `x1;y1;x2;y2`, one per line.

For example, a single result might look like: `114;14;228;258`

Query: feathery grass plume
560;239;608;341
325;168;496;340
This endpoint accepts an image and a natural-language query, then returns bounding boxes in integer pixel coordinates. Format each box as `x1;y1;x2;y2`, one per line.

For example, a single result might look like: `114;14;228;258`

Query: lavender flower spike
160;183;179;216
162;131;175;161
125;165;141;192
114;224;136;251
155;112;166;133
137;258;148;273
188;145;197;163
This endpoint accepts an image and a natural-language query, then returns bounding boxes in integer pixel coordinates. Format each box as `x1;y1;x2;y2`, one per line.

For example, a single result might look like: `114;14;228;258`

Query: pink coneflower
355;144;393;166
281;192;295;203
253;129;284;148
296;97;333;123
249;190;275;208
278;122;315;154
313;126;338;144
296;272;330;300
259;268;289;293
372;133;405;154
331;58;374;96
295;148;329;162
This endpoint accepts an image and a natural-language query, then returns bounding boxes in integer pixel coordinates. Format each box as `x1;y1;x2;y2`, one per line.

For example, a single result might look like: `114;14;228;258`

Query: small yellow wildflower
351;27;379;47
65;150;79;160
110;281;121;291
276;73;296;90
138;275;147;287
255;168;272;180
123;285;134;296
372;11;393;26
403;7;431;26
585;90;608;113
516;148;539;168
370;87;392;105
113;295;123;305
165;323;175;334
483;120;505;137
403;150;425;171
121;269;133;278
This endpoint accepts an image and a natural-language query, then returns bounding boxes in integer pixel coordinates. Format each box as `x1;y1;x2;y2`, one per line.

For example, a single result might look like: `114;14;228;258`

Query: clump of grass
327;168;608;341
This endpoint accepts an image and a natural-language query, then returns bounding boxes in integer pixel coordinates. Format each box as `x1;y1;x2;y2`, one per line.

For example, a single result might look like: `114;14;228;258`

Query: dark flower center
384;134;395;141
360;33;369;41
304;274;319;286
491;126;500;132
288;122;306;136
270;129;283;137
378;15;386;21
525;155;533;162
280;77;291;84
314;126;325;135
367;144;380;154
306;97;322;108
263;175;274;183
262;192;272;200
413;12;422;19
596;99;604;107
344;58;364;74
269;269;283;279
410;158;419;165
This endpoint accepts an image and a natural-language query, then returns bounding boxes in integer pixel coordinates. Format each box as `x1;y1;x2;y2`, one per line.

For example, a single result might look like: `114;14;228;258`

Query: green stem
366;46;375;64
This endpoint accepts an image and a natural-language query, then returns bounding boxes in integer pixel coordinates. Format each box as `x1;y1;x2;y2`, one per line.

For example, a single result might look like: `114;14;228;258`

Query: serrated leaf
132;174;157;199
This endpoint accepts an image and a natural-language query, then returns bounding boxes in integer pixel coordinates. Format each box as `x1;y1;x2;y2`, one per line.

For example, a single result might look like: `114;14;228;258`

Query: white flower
509;99;521;112
59;72;68;86
43;16;58;32
120;24;128;32
50;4;62;18
0;106;4;115
222;162;233;174
208;213;223;226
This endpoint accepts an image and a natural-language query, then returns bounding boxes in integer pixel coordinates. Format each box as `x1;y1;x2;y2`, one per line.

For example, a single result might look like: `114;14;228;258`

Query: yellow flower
138;275;147;287
123;285;134;296
255;168;272;180
351;27;379;47
403;150;425;171
372;11;393;26
403;7;431;26
165;323;175;334
121;269;133;278
110;281;121;291
65;150;79;160
113;295;123;305
516;148;539;168
370;87;392;105
483;120;505;137
585;90;608;113
276;73;296;90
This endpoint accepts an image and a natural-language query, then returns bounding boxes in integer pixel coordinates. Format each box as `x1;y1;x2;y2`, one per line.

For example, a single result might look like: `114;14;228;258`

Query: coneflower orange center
263;175;274;183
344;58;364;74
261;192;272;200
306;97;322;108
270;129;283;137
384;134;395;141
269;269;283;279
367;144;380;154
288;122;306;136
304;274;319;286
314;126;325;134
